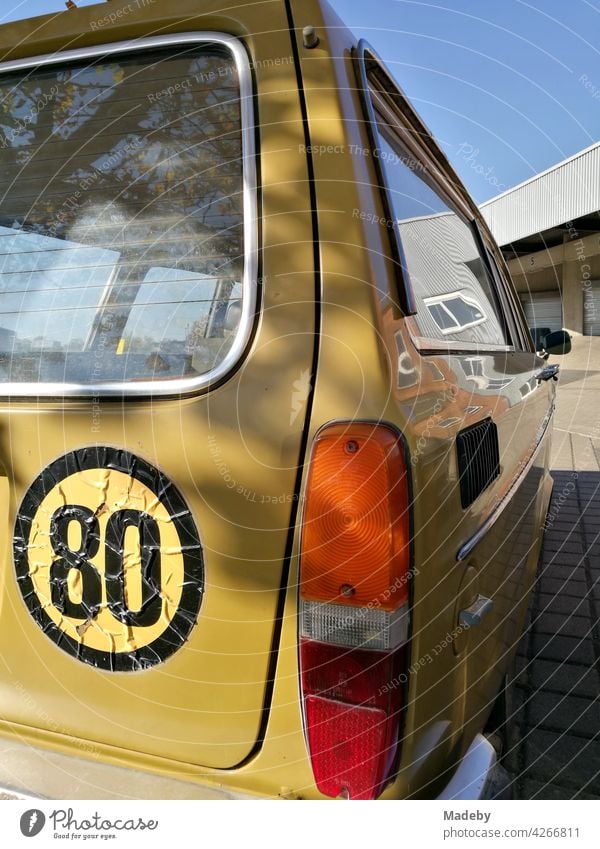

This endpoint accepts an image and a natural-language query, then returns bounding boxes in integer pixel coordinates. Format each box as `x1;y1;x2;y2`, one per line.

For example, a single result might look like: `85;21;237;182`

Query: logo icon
19;810;46;837
290;368;311;426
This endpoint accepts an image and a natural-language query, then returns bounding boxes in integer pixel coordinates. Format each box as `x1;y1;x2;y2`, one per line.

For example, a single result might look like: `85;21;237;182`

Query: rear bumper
0;736;257;800
437;734;513;800
0;731;512;801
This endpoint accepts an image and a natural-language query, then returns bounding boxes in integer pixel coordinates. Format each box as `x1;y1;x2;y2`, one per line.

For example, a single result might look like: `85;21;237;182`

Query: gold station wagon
0;0;570;801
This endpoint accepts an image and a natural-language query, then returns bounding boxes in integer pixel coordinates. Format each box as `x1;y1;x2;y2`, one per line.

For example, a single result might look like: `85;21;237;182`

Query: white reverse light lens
300;599;409;650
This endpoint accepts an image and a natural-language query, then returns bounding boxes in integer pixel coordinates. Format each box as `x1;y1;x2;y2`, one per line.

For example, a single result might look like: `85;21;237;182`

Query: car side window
367;81;511;348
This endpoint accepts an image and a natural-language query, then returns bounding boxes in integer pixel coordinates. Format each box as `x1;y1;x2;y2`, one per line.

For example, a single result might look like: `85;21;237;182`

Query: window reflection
0;47;245;385
369;93;508;347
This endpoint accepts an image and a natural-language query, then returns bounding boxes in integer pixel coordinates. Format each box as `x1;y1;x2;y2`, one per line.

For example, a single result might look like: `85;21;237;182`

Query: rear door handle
459;595;493;627
535;364;560;383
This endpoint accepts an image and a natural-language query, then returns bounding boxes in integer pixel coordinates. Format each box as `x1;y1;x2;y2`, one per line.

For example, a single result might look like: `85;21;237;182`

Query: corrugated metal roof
480;141;600;247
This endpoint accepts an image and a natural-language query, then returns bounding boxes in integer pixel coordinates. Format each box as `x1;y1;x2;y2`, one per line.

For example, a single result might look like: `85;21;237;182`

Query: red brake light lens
304;696;388;801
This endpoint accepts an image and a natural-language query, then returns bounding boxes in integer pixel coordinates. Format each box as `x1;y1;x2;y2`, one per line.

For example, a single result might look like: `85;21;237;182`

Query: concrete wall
505;230;600;335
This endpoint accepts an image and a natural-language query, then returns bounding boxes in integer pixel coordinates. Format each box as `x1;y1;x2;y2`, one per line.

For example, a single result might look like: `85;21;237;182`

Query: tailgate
0;1;315;770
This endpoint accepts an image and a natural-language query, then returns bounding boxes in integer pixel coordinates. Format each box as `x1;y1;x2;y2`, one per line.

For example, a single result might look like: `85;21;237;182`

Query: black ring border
13;446;204;672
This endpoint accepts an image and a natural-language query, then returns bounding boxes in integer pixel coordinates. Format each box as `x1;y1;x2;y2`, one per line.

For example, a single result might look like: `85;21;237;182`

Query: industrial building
481;141;600;338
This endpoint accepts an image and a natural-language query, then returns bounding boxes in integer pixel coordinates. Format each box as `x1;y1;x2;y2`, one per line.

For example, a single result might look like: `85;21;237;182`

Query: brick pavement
505;338;600;799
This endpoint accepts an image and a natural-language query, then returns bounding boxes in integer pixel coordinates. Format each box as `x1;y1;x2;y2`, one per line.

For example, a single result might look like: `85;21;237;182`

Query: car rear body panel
287;0;554;798
0;0;317;773
0;0;555;800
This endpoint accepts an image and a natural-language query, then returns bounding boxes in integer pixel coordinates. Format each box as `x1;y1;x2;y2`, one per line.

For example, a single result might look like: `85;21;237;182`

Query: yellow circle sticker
14;448;204;672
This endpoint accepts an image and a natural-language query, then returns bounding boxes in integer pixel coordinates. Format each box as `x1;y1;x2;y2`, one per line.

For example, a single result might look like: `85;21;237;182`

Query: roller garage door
583;281;600;336
521;292;563;336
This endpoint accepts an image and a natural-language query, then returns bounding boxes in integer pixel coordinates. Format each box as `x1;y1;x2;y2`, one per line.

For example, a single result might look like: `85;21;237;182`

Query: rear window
0;37;254;393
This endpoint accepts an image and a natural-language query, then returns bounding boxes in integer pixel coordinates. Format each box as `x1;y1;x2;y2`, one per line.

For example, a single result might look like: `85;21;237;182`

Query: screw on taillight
298;422;411;800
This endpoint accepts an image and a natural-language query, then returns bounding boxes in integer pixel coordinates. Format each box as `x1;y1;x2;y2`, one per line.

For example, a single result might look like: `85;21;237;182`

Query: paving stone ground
504;338;600;799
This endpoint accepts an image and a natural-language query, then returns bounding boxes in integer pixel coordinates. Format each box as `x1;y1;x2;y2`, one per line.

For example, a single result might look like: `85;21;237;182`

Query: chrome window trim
409;337;515;355
406;327;515;355
353;41;416;317
0;32;257;398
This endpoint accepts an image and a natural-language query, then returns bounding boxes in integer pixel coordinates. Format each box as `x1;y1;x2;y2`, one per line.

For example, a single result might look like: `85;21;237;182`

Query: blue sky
4;0;600;201
1;0;98;25
329;0;600;200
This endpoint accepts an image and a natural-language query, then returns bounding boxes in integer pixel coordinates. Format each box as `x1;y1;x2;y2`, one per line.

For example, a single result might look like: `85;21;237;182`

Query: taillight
299;422;411;800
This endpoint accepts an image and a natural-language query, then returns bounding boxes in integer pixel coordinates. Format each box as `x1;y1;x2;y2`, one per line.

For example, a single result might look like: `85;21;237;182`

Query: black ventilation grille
456;419;500;509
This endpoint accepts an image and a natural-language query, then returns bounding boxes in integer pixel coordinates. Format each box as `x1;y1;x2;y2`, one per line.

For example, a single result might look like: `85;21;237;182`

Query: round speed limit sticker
13;447;204;672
